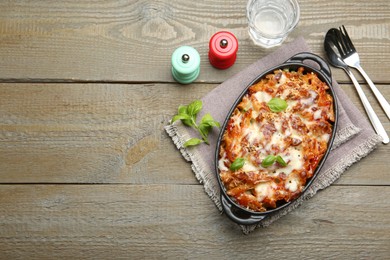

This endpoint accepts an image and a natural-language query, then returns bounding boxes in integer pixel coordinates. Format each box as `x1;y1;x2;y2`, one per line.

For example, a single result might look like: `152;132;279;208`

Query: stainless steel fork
337;25;390;120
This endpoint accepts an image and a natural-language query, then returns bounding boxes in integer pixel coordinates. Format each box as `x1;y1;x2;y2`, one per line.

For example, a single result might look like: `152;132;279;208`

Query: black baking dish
214;52;339;225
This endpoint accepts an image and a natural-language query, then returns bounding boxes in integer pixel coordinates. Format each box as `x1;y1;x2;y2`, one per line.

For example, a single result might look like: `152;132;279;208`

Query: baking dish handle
221;195;266;225
286;52;332;83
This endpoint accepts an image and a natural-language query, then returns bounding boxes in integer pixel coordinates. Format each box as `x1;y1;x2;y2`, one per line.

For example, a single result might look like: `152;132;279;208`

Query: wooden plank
0;0;389;83
0;83;212;184
0;184;388;259
0;83;389;184
335;83;390;185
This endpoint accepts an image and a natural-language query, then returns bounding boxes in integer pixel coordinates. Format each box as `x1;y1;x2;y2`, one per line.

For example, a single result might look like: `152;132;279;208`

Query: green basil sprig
267;97;288;113
230;158;245;171
261;155;288;168
171;100;220;147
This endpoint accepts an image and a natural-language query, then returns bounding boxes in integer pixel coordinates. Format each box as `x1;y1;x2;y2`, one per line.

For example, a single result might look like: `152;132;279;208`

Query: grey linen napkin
165;37;382;234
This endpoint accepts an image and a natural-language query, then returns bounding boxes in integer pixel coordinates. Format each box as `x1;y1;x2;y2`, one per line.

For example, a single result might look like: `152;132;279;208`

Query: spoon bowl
324;29;349;70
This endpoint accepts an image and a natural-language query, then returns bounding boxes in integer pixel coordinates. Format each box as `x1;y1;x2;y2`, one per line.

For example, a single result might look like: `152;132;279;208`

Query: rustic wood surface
0;0;389;259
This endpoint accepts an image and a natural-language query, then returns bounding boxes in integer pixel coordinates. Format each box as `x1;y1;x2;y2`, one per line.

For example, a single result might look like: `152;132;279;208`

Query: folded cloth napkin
165;37;382;234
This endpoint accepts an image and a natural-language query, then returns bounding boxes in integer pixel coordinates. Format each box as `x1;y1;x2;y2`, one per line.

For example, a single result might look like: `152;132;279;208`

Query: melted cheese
254;91;272;103
242;160;259;172
285;176;299;192
279;74;287;84
273;148;304;176
301;90;318;106
218;153;229;172
313;109;322;120
255;182;276;201
243;122;262;144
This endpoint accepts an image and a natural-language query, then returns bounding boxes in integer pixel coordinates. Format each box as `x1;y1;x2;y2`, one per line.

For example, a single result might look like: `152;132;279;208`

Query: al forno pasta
218;67;335;212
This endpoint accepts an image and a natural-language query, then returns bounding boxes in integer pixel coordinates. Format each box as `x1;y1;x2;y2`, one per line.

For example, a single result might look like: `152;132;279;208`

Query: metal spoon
324;28;389;144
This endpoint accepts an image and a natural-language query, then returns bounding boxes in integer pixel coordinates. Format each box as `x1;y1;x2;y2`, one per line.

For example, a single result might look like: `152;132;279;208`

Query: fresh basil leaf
198;123;211;137
267;98;288;113
275;155;287;167
187;100;202;117
206;120;220;128
177;105;193;127
199;114;220;138
200;113;213;123
230;158;245;171
261;155;276;168
181;119;193;127
172;114;192;123
198;122;211;145
178;105;193;126
178;105;188;115
183;138;203;147
200;113;220;128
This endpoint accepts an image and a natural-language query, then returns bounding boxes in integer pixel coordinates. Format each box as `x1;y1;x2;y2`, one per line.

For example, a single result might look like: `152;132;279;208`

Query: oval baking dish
215;52;338;225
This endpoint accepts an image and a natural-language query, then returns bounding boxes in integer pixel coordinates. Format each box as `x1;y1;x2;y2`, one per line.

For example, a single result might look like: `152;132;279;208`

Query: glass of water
247;0;300;48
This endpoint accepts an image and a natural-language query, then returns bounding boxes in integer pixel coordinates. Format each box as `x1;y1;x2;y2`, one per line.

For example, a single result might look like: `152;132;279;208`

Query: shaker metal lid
171;46;200;84
208;31;238;69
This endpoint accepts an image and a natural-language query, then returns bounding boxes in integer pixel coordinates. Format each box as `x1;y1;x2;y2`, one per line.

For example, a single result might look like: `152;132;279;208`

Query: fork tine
335;28;348;55
337;26;350;52
333;35;345;56
341;25;356;51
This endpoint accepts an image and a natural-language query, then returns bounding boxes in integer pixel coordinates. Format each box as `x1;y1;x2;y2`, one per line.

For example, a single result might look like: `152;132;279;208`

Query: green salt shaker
171;46;200;84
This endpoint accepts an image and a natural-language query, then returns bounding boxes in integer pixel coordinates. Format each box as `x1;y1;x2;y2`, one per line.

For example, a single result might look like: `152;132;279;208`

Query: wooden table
1;0;389;258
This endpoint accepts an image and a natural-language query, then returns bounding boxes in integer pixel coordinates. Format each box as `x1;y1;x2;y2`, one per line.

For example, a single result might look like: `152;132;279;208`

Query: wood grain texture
0;83;389;184
0;184;388;259
0;0;389;82
0;0;389;258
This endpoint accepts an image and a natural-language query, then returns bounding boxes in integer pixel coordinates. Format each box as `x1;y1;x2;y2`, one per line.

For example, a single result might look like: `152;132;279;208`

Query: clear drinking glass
247;0;300;48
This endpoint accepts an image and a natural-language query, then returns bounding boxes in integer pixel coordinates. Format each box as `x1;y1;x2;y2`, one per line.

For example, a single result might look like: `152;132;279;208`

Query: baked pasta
218;67;335;212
